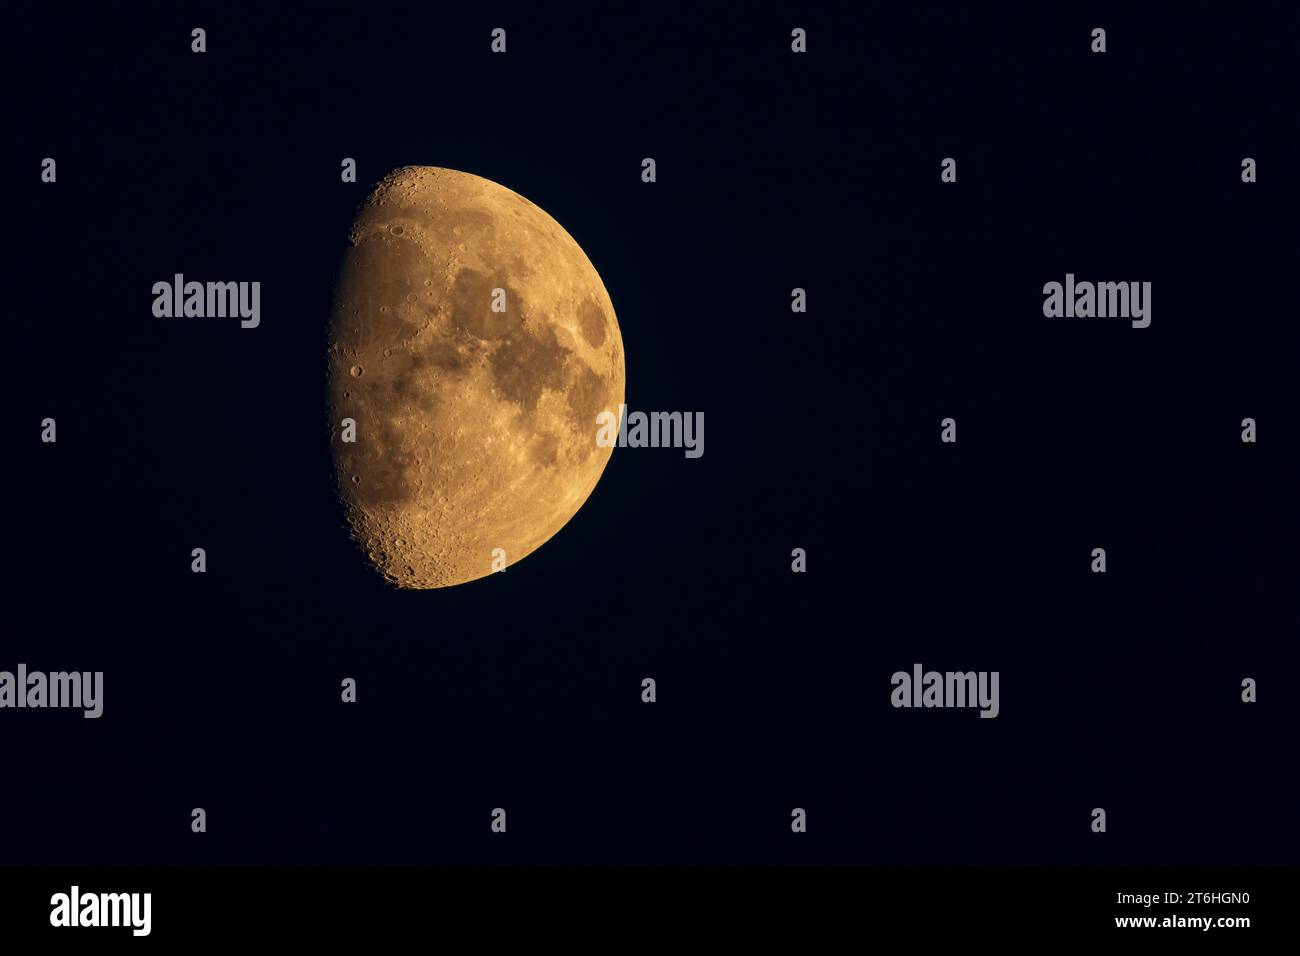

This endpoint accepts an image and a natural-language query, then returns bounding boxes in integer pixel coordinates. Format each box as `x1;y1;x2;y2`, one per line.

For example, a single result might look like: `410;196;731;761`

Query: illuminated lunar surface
328;166;624;588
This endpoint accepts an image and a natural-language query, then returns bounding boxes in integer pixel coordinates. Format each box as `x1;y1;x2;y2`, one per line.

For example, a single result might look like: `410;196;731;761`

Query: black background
8;2;1297;867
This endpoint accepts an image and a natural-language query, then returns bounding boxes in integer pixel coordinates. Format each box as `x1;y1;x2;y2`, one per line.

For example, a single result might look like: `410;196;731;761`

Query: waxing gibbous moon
328;166;625;588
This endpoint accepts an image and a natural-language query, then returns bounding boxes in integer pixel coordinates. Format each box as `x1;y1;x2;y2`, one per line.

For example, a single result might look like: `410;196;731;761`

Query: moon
328;166;625;588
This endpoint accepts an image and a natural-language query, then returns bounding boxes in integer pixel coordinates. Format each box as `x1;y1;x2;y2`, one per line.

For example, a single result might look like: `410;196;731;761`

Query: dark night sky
8;3;1298;865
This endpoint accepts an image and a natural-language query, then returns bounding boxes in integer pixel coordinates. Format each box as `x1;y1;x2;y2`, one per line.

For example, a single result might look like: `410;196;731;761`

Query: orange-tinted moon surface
328;166;625;588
